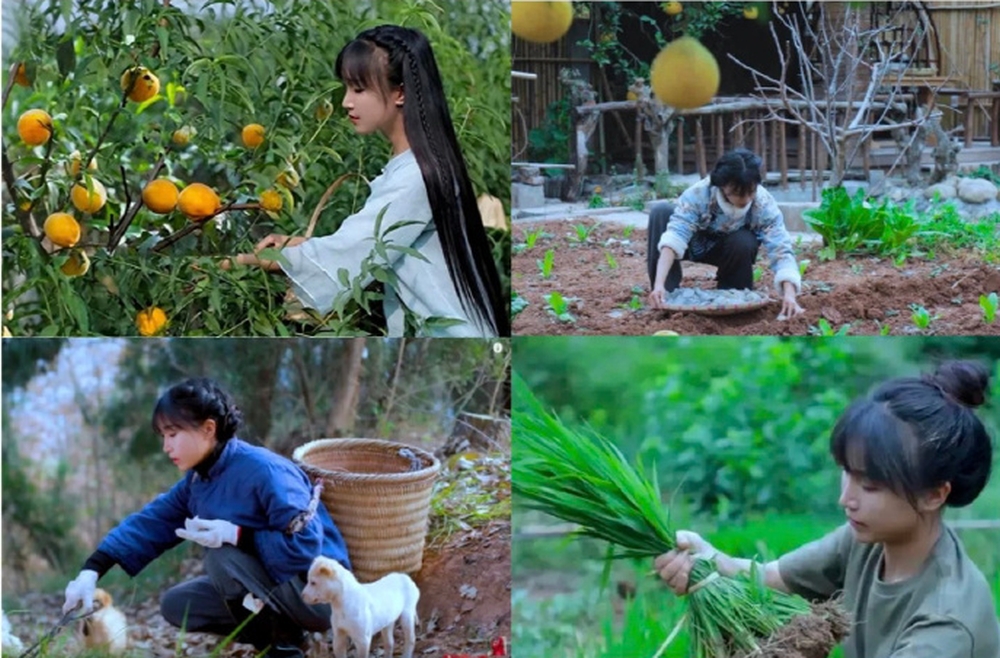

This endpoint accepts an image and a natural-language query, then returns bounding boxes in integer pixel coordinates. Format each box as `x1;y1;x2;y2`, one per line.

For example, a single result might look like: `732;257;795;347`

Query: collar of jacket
192;437;239;482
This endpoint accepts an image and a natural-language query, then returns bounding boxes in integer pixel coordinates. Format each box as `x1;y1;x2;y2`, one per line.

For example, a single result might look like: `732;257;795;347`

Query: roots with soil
734;600;851;658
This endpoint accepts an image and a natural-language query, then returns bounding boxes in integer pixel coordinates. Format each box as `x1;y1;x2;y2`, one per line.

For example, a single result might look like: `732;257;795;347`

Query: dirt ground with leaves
512;219;1000;336
4;453;510;658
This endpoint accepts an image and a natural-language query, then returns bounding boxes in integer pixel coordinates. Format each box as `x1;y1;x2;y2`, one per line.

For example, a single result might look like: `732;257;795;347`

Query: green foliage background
512;336;1000;657
2;0;510;336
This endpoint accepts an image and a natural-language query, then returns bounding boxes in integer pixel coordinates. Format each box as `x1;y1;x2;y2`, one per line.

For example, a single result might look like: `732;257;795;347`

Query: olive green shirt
778;523;999;658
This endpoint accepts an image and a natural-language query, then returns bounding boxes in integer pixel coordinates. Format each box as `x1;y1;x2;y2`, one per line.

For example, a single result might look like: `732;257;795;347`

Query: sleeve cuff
773;263;801;294
82;549;117;579
657;231;688;260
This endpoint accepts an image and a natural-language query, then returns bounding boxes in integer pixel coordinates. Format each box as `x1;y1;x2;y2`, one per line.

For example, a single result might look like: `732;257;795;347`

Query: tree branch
107;153;167;250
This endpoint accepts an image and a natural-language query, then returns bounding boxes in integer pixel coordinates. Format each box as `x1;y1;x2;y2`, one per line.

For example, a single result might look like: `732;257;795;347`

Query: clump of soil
735;600;851;658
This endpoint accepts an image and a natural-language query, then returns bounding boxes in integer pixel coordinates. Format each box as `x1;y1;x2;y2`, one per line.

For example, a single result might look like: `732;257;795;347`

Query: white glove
63;569;99;614
175;516;240;548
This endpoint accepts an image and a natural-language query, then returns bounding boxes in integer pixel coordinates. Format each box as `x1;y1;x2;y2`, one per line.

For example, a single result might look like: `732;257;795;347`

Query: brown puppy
80;588;129;654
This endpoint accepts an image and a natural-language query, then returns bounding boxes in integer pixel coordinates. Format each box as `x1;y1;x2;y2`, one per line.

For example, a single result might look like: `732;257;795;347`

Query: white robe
280;150;489;337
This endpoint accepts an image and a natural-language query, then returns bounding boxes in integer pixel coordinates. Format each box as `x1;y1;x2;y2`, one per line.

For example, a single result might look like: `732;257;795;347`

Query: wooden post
862;135;871;182
734;111;745;145
676;118;684;175
634;111;643;177
779;122;788;189
769;115;778;172
964;94;974;148
993;94;1000;147
715;114;724;162
695;117;707;177
753;121;762;158
799;121;807;191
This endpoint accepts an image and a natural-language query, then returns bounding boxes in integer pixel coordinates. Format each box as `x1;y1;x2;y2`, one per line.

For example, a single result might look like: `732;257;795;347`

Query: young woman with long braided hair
232;25;508;337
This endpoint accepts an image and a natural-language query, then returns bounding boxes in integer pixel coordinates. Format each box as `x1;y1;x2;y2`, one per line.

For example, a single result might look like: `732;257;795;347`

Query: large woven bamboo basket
292;438;440;583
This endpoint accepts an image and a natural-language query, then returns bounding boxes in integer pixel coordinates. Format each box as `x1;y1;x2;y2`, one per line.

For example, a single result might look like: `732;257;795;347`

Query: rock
923;180;957;199
888;186;908;202
513;166;541;183
957;177;998;204
512;183;545;209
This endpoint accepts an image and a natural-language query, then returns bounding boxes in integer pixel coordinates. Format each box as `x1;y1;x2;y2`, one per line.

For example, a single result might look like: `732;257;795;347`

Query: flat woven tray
658;290;774;316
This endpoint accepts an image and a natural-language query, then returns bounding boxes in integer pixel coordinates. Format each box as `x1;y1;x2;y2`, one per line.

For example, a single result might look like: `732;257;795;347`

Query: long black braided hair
335;25;508;336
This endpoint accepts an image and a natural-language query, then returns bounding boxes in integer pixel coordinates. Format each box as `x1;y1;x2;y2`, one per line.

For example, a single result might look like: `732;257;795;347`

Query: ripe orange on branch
15;63;31;87
142;179;180;214
71;178;108;214
172;125;196;147
136;307;168;336
66;150;99;178
61;250;91;277
241;123;266;149
44;213;81;248
17;109;53;146
178;183;221;221
259;189;282;212
120;66;160;103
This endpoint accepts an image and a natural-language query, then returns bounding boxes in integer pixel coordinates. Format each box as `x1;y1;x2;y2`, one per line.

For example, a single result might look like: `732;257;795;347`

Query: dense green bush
515;337;1000;520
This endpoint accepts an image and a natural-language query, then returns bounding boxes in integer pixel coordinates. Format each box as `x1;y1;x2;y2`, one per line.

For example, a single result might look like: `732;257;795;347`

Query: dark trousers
160;546;330;649
646;202;760;291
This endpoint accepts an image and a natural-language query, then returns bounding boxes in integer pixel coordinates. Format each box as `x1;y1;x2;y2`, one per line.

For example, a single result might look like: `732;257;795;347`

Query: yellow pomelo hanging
512;1;573;44
650;36;720;109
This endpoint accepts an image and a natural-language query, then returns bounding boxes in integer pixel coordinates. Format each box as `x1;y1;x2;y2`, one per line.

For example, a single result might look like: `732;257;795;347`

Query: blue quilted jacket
97;438;350;584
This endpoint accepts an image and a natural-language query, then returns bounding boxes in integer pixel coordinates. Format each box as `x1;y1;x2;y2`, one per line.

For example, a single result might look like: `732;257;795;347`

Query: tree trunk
437;412;512;458
326;338;365;437
245;349;281;444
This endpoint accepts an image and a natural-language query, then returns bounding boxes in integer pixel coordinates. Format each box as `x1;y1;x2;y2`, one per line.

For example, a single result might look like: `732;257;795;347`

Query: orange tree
2;0;510;336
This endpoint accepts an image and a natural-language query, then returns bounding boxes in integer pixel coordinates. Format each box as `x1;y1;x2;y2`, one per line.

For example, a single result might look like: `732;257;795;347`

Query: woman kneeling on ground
656;361;1000;658
62;378;349;658
647;148;804;320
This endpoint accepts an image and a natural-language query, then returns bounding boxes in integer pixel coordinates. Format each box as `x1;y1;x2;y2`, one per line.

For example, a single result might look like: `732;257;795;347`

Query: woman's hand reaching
254;234;307;252
220;235;306;271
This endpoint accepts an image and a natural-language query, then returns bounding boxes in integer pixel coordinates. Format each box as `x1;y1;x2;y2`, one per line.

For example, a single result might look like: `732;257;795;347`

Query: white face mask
715;188;753;221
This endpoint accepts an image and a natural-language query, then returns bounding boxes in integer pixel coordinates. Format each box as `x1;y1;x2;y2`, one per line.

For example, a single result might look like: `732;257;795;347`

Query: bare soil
512;219;1000;336
414;520;511;656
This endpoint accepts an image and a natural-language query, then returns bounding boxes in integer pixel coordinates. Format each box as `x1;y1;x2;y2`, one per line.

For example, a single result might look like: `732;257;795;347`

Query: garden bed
512;219;1000;336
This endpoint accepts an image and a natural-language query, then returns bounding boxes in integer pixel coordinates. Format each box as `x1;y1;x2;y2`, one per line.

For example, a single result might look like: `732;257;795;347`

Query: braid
343;25;509;336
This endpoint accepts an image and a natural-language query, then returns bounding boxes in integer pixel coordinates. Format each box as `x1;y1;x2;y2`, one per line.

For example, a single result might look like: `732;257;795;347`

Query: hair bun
931;361;990;408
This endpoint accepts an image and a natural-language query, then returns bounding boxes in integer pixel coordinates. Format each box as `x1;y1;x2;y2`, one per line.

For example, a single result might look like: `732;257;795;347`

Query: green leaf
56;36;76;78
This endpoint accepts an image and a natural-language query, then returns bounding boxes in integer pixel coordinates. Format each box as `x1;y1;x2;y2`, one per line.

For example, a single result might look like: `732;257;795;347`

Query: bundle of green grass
512;374;849;658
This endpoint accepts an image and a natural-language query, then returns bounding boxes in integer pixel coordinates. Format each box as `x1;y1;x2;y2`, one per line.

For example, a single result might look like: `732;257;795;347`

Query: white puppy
301;556;419;658
80;588;129;654
2;609;25;654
